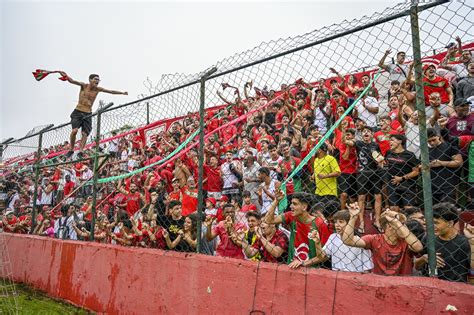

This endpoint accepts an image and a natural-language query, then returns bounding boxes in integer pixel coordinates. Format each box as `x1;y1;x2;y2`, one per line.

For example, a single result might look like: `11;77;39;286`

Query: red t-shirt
169;190;182;202
3;216;18;232
423;76;450;105
388;109;403;133
338;142;357;174
282;212;330;262
207;118;221;133
125;192;142;217
330;98;348;116
333;117;355;150
82;204;92;222
374;130;395;156
181;187;198;216
240;204;257;213
203;164;223;192
252;230;288;263
220;125;237;144
64;181;75;196
361;234;414;276
142;228;166;249
280;157;301;194
213;221;245;259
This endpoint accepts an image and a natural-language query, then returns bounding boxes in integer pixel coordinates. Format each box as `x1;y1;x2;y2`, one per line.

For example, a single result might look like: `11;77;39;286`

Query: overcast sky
1;0;402;142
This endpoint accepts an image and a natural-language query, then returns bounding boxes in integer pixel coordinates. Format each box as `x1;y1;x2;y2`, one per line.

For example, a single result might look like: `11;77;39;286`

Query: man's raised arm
378;49;391;71
60;72;85;87
264;190;284;225
97;87;128;95
342;203;367;248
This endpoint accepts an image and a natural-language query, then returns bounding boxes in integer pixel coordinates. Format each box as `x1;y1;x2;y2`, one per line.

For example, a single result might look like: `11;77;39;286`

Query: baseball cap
453;98;469;107
219;195;229;202
206;197;216;206
422;63;437;73
445;42;456;49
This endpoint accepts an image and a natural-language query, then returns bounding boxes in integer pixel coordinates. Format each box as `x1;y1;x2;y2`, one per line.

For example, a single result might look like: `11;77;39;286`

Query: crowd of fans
1;41;473;284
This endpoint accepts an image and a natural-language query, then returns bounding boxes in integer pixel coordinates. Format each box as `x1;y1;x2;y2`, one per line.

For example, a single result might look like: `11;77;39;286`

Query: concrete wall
3;234;473;314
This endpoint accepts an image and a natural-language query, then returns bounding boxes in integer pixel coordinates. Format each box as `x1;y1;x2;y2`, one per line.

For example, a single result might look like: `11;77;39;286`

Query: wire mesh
0;0;472;284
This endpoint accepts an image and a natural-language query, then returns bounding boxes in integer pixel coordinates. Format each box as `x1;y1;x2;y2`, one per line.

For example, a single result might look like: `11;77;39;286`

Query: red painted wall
3;234;473;314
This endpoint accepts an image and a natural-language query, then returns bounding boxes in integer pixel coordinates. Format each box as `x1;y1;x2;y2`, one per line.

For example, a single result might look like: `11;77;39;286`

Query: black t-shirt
151;193;167;217
385;150;420;185
429;142;460;189
157;216;193;252
422;234;471;283
158;216;183;241
355;141;380;172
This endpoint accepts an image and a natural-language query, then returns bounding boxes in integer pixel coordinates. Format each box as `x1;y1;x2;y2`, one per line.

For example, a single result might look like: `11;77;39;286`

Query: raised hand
382;209;399;223
274;189;285;202
348;202;360;218
204;216;215;227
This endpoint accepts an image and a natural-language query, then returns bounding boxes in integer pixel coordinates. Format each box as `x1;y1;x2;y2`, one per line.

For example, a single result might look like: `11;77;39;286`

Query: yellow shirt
313;154;340;196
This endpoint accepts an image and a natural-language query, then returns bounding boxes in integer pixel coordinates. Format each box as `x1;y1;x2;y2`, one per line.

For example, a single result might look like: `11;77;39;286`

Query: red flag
32;69;51;81
32;69;66;81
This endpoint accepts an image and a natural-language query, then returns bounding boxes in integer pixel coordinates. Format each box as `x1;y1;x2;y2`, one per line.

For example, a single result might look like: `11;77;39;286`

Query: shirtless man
60;72;128;158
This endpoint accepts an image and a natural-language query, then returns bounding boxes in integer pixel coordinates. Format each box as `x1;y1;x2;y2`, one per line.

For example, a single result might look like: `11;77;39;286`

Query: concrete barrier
3;234;473;314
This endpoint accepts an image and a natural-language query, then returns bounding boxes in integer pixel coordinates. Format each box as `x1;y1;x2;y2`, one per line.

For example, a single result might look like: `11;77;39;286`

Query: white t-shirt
356;96;379;128
221;161;239;189
261;179;277;215
386;63;410;83
323;233;373;272
314;104;329;134
108;139;119;154
54;215;77;240
451;63;468;80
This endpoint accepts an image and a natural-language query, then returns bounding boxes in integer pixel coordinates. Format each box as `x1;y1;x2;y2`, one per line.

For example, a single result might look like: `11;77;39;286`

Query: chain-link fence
1;0;473;285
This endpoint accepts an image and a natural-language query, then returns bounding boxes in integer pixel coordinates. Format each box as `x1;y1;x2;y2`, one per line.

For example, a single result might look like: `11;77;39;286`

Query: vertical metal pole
31;134;44;234
197;67;217;253
410;1;437;277
146;102;150;125
89;104;112;241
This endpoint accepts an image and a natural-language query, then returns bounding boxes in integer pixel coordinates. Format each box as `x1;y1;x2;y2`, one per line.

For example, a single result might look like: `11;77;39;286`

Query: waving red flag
32;69;52;81
32;69;68;81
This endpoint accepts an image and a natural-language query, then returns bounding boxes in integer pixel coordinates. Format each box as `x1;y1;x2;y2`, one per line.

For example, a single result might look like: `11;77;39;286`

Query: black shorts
338;173;357;197
357;169;384;195
387;183;417;207
70;109;92;135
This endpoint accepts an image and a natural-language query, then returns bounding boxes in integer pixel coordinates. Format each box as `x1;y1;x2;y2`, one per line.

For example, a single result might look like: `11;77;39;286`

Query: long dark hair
186;214;198;240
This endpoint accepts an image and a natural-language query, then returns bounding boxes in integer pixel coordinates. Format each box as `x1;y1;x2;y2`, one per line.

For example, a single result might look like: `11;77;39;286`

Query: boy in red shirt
422;64;454;115
181;177;198;216
266;191;330;267
374;115;396;156
205;203;246;259
343;203;423;275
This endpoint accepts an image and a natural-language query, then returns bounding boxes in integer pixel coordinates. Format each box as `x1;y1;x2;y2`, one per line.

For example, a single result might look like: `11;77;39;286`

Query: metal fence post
30;124;54;234
146;102;150;125
90;103;114;241
409;1;437;277
197;67;218;253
